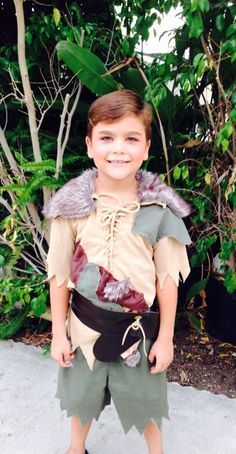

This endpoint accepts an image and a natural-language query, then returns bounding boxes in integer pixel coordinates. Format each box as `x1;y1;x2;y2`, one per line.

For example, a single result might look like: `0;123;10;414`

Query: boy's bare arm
148;275;178;374
50;276;74;367
50;276;70;335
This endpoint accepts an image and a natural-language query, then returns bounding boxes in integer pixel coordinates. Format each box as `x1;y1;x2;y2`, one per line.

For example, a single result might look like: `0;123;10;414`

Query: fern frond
21;159;56;172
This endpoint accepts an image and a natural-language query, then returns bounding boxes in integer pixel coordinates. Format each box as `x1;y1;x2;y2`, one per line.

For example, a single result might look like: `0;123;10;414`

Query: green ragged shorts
56;340;169;434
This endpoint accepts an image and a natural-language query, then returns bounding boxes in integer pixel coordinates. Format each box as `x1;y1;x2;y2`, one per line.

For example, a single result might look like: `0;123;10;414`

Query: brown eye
127;137;138;142
101;136;112;141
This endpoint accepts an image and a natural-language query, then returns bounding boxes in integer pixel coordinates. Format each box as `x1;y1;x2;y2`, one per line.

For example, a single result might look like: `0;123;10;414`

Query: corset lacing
96;193;140;270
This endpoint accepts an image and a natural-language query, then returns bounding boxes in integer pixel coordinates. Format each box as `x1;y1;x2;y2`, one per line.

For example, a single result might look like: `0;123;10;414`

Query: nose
112;138;124;154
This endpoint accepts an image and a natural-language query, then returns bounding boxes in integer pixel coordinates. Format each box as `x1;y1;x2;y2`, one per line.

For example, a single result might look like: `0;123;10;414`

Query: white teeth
109;160;128;163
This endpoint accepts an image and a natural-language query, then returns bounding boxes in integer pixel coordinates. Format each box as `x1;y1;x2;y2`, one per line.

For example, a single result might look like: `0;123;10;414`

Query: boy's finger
148;351;154;362
62;352;71;365
150;362;164;374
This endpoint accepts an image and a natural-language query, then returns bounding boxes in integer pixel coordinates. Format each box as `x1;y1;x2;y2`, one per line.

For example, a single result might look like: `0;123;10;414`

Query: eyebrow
97;130;142;136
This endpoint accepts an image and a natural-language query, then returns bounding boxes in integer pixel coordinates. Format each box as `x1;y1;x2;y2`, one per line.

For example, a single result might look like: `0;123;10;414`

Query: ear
85;136;93;159
143;140;151;161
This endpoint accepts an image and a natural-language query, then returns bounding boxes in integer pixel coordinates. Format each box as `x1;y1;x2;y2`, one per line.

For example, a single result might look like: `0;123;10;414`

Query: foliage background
0;0;235;337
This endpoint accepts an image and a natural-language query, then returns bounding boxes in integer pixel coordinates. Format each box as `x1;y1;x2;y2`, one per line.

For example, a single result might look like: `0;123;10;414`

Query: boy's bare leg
66;416;92;454
144;420;163;454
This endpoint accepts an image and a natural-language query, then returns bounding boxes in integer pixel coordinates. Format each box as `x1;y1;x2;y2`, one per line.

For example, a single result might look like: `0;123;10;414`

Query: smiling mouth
107;160;130;163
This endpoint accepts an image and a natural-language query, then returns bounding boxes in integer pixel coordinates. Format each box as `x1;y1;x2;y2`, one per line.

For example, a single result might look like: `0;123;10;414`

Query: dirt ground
167;313;236;399
12;312;236;399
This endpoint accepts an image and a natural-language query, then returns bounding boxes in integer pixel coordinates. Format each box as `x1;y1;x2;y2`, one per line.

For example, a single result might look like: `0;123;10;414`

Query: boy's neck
95;174;138;200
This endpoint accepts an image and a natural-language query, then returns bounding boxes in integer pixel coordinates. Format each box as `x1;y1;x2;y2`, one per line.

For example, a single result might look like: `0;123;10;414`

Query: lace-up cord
96;193;140;270
121;316;147;357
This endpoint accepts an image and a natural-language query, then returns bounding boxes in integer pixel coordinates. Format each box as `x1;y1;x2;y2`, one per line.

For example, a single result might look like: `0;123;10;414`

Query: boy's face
85;114;151;183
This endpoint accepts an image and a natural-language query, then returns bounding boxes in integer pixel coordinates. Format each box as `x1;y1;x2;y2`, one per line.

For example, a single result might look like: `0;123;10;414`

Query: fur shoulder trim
42;168;97;219
136;170;191;218
43;168;191;219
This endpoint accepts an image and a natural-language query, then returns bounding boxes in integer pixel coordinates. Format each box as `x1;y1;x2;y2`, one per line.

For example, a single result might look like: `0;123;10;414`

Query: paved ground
0;340;236;454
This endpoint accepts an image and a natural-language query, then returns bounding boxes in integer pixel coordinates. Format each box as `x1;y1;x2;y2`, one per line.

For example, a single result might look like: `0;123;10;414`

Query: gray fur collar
43;168;191;219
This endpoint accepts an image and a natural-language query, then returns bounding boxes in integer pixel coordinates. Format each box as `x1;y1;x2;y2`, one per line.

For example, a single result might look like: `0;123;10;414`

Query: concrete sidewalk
0;340;235;454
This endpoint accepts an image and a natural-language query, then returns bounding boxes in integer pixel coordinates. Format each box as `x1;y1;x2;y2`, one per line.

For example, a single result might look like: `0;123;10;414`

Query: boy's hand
51;334;75;368
148;337;174;374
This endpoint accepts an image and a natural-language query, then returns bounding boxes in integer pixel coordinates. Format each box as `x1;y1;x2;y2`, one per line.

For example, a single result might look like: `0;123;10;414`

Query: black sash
71;292;159;362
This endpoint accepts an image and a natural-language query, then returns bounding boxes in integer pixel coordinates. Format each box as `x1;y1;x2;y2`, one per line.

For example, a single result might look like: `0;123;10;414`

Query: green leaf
193;52;203;68
157;64;166;76
229;108;236;124
216;14;225;32
190;253;199;267
204;172;211;185
221;40;230;55
199;0;210;13
122;39;130;56
231;92;236;106
186;278;208;303
225;123;233;138
53;8;61;26
21;159;56;172
122;68;145;97
0;307;29;339
231;52;236;63
187;312;203;333
182;167;189;180
226;23;236;38
183;80;191;93
197;58;206;77
173;166;181;181
24;294;31;304
224;269;236;293
0;183;24;195
14;152;29;166
56;41;119;96
31;297;47;318
189;15;204;39
190;0;198;12
221;138;229;152
0;255;5;266
25;31;32;46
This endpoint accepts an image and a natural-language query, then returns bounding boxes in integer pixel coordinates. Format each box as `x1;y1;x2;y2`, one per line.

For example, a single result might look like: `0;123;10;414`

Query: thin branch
8;67;24;100
55;83;83;178
13;0;42;162
215;169;223;245
200;35;227;105
55;93;70;178
215;169;230;186
0;234;43;274
155;109;171;185
201;91;216;135
62;84;82;152
0;196;14;214
20;252;43;274
1;97;9;131
133;59;171;185
0;126;21;175
105;18;117;66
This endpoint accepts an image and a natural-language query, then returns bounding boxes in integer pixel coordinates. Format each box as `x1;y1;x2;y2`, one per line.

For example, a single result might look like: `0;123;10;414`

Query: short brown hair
87;90;152;140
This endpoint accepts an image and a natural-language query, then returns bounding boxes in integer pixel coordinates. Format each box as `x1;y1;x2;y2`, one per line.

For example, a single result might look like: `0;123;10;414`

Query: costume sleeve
46;217;76;287
153;236;190;289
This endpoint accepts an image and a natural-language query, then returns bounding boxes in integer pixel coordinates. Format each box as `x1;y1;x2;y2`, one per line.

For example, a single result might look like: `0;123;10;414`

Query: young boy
43;90;191;454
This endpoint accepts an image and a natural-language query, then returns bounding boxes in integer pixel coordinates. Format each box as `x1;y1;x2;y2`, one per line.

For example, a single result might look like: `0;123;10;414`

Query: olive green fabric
56;340;169;434
76;263;123;312
132;205;192;246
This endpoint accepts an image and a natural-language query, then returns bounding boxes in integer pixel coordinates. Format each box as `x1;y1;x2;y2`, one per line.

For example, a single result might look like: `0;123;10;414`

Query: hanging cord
121;315;147;357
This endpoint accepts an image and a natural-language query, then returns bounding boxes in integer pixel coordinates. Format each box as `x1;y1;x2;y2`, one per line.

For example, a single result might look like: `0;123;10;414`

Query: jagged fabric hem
56;394;169;435
55;344;169;435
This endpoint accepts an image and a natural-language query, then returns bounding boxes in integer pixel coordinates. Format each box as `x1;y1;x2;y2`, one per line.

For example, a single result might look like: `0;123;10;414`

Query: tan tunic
47;195;190;369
